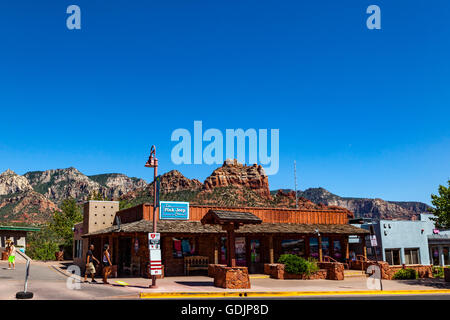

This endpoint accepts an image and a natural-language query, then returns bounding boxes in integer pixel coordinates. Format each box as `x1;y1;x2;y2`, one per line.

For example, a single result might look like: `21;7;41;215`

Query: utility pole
294;161;298;209
145;145;158;288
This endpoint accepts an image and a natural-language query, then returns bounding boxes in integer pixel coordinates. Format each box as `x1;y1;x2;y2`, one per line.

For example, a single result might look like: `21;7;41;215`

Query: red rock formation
203;159;271;199
159;170;202;193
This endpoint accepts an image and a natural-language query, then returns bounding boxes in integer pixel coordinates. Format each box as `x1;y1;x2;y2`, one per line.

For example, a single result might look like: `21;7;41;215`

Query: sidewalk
52;262;450;298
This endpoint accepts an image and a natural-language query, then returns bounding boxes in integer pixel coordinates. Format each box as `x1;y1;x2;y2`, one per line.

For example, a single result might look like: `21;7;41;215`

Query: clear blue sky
0;1;449;204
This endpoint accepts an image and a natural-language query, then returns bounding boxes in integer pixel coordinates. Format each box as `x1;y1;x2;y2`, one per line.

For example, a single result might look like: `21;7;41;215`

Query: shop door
249;239;263;273
235;237;246;267
219;237;227;265
118;237;132;275
331;239;343;262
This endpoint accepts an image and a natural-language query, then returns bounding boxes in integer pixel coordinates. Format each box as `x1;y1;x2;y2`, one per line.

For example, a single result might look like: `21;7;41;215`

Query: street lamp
145;145;158;288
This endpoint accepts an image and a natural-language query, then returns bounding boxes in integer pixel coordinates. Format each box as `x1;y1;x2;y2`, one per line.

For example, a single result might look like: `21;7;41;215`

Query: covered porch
83;219;369;277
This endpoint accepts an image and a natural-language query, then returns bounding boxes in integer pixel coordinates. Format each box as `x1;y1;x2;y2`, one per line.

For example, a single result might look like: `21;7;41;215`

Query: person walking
84;244;99;283
102;244;112;284
7;240;16;270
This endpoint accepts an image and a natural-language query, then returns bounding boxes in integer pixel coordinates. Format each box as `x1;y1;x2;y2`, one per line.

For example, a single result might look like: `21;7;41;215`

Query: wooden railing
323;255;349;270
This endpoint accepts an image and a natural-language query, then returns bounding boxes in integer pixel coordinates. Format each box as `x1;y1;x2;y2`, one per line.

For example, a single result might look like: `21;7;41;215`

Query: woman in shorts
102;244;112;284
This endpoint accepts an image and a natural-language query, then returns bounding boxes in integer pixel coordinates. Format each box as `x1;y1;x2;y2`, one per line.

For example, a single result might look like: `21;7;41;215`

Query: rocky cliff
89;173;147;199
24;168;147;203
297;187;431;220
0;169;33;195
203;159;271;199
0;162;432;225
0;170;59;224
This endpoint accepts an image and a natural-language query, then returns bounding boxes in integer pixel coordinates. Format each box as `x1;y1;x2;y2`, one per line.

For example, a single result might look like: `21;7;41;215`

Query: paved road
0;261;139;300
2;260;449;300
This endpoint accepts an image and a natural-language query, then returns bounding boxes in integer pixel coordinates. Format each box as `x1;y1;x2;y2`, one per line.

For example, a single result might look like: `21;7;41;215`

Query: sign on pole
370;235;378;247
149;249;162;276
148;233;160;250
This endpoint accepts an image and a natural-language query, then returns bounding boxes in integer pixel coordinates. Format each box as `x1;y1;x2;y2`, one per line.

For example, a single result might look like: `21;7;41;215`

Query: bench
184;256;209;276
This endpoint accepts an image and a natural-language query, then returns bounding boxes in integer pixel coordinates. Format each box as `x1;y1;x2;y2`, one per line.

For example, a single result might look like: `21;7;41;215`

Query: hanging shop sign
159;201;189;220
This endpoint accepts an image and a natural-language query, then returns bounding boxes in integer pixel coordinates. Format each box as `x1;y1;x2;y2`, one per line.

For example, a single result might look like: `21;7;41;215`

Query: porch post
362;236;367;260
225;224;236;267
269;235;274;264
344;236;349;260
214;236;219;264
318;236;323;262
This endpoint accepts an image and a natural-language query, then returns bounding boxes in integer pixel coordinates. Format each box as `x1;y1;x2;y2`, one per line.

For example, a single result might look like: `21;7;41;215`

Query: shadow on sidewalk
395;278;450;289
175;281;215;287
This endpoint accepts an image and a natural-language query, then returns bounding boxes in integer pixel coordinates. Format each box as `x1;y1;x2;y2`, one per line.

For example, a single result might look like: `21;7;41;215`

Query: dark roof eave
81;220;369;237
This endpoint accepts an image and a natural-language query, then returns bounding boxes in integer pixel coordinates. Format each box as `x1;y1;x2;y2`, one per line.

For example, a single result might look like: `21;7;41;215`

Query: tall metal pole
152;161;157;287
145;145;158;288
294;161;298;209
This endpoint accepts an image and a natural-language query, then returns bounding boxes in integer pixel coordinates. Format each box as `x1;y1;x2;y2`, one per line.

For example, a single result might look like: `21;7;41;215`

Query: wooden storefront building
81;203;369;277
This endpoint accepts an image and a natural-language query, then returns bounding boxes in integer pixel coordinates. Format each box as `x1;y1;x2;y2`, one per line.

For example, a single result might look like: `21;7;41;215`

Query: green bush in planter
277;254;319;276
392;268;418;280
432;266;444;278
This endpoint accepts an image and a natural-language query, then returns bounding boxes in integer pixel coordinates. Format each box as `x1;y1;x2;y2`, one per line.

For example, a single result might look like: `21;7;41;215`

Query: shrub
432;266;445;278
27;226;60;261
278;254;319;276
392;268;418;280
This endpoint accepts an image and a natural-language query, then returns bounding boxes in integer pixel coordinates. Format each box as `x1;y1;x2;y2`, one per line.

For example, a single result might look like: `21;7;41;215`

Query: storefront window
431;247;440;265
220;237;227;264
250;240;261;263
333;240;342;260
172;237;197;258
281;239;305;256
309;238;319;259
235;237;246;266
404;248;420;265
385;249;401;265
322;237;330;257
444;247;449;266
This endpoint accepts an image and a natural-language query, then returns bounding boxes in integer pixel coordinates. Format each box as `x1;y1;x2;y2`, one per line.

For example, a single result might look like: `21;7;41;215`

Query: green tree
27;226;60;260
88;190;107;201
49;198;83;257
430;179;450;229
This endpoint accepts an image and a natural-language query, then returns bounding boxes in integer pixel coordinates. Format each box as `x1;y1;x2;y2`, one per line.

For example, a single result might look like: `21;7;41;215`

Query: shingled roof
201;210;263;225
83;220;368;237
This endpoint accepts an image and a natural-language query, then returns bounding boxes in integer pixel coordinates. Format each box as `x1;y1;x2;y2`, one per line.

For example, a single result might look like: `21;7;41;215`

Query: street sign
149;249;162;276
148;233;160;250
370;235;378;247
159;201;189;220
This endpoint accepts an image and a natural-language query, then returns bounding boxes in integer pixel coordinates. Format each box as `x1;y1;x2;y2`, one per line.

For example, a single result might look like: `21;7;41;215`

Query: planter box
445;268;450;282
264;263;327;280
214;266;250;289
1;251;8;260
208;264;227;278
318;262;345;280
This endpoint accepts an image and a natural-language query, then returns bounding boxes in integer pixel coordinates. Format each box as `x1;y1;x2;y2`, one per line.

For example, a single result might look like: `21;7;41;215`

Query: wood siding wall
117;204;349;225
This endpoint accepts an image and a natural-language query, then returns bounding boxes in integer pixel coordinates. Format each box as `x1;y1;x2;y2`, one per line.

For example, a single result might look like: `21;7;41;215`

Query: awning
82;220;369;237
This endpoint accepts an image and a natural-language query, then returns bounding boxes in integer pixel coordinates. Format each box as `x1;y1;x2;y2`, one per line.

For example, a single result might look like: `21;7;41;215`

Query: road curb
140;289;450;299
50;264;84;282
